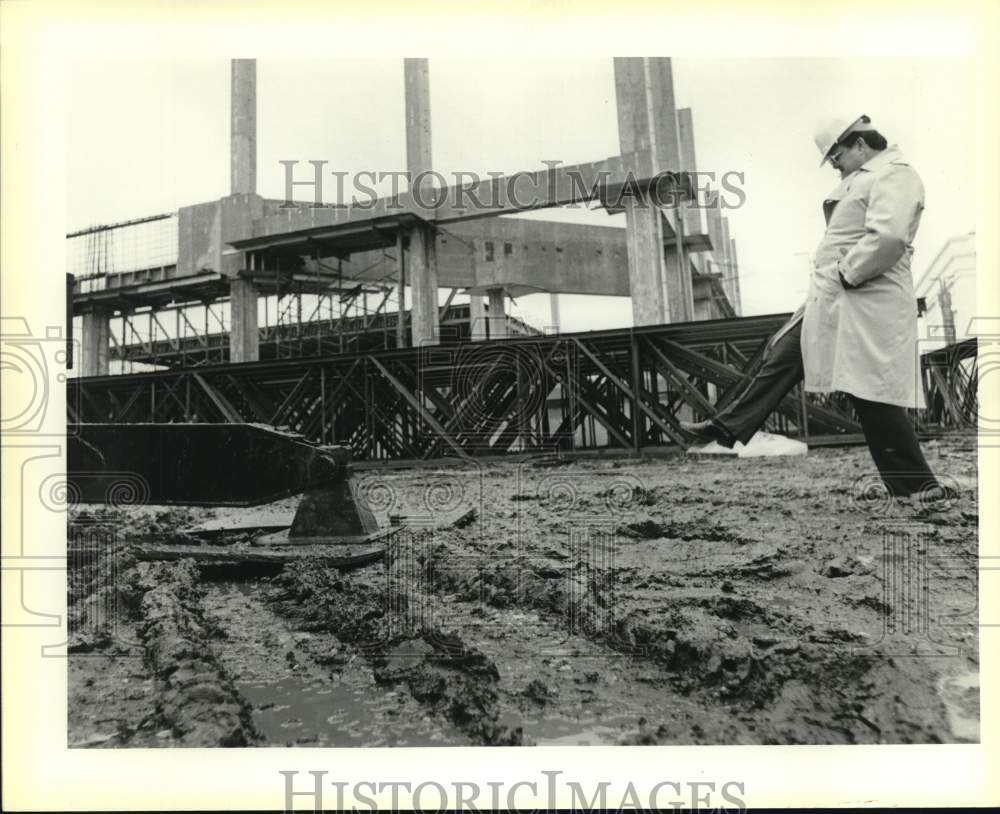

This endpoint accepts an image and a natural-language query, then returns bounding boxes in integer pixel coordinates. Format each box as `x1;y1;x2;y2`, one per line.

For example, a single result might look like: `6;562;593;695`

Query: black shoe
679;418;736;448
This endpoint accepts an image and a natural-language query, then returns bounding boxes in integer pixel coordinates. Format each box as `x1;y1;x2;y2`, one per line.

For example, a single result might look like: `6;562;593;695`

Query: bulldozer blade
67;423;350;507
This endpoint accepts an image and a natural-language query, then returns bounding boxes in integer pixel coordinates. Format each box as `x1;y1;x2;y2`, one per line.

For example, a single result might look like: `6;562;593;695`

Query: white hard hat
813;114;873;166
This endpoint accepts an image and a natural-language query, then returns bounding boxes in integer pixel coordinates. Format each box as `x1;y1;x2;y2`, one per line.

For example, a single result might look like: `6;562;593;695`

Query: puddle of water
524;714;640;746
238;674;467;747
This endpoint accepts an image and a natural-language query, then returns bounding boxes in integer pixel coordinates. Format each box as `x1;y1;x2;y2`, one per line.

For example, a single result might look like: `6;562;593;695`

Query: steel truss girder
68;314;970;462
919;337;977;430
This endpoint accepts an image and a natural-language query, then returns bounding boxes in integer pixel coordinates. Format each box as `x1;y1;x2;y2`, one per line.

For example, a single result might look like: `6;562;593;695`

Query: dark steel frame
67;315;977;464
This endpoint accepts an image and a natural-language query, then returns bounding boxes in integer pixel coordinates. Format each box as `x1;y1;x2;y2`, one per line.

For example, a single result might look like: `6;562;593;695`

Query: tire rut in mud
414;532;957;744
267;560;523;745
127;560;258;746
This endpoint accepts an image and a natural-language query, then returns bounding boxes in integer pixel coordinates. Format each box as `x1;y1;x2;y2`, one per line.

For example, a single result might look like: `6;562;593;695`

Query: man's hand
839;270;861;290
838;248;862;289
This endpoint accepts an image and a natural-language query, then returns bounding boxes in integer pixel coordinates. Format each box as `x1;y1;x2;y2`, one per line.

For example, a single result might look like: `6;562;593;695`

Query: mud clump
522;678;554;705
133;560;257;746
374;634;519;745
420;543;617;641
757;653;949;744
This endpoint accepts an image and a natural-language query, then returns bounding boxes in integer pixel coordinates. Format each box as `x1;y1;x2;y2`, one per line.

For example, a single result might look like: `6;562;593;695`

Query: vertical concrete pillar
646;58;692;323
487;287;506;340
229;59;259;363
621;198;666;325
80;309;110;377
396;230;406;348
677;107;704;276
404;58;432;182
229;276;259;363
231;59;257;196
676;108;700;235
614;57;662;326
721;216;733;302
706;190;726;276
662;206;694;323
469;294;488;341
614;57;692;325
548;293;561;334
404;58;440;347
408;227;440;347
729;237;742;316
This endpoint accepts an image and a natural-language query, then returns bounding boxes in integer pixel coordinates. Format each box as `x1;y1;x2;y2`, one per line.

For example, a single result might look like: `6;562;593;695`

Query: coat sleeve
838;165;924;287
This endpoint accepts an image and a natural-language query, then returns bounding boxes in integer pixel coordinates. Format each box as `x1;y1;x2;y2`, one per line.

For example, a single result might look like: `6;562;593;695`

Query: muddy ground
67;434;979;747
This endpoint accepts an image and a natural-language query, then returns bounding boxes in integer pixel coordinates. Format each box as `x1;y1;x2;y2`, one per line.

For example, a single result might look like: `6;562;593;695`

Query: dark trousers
713;319;939;497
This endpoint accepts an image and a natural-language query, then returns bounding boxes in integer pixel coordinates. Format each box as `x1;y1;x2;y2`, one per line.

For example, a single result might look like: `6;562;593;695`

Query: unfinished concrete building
69;59;891;461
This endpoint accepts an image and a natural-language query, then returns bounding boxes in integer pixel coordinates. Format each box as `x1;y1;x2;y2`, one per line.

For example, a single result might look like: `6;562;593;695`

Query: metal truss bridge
67;314;978;464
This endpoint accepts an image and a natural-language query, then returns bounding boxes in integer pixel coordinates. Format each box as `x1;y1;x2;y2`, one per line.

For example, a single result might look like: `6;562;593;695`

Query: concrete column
396;230;407;348
469;294;488;341
80;309;110;377
229;60;259;363
487;287;506;340
230;59;256;196
615;57;662;326
408;226;440;347
662;207;694;323
729;237;742;316
548;293;561;334
646;58;692;323
404;58;432;181
622;199;665;326
404;58;440;347
677;107;704;276
721;216;733;303
229;276;259;363
614;57;691;325
706;190;726;276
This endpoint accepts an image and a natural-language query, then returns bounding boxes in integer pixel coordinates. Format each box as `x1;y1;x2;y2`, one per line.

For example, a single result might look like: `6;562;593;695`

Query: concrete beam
340;216;713;298
177;194;262;279
253;149;658;237
231;59;256;196
81;309;111;377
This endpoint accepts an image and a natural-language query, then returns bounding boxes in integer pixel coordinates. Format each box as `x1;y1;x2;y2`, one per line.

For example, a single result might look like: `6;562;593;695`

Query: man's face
827;136;866;178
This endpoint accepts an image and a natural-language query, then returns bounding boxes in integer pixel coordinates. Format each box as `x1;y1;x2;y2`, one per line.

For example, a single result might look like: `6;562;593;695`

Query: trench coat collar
858;144;906;173
823;145;906;204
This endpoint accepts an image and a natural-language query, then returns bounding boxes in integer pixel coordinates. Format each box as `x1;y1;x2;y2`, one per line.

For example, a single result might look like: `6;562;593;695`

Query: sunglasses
827;136;862;165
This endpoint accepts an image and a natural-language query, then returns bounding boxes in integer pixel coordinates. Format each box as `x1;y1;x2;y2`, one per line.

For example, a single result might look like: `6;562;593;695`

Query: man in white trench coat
682;114;945;501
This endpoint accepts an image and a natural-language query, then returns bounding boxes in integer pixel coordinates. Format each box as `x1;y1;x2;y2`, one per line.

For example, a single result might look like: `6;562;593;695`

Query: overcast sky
66;57;976;332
